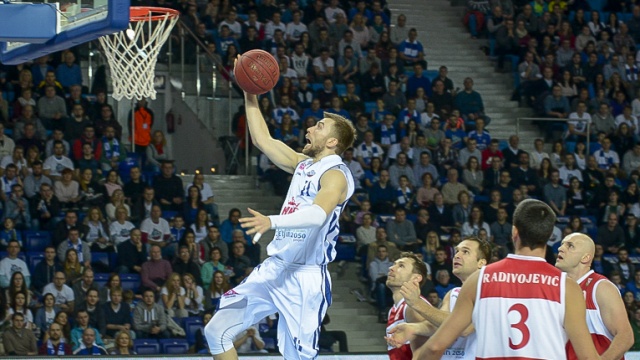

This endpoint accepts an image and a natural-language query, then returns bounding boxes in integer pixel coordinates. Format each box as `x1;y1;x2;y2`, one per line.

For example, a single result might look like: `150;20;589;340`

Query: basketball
234;49;280;95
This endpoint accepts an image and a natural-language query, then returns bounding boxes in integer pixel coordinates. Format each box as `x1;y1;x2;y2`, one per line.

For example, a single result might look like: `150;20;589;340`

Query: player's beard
302;142;323;158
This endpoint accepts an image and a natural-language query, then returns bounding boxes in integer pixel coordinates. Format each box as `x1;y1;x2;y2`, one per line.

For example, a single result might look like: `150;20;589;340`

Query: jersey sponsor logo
307;170;315;177
223;289;239;297
482;271;560;286
282;197;300;214
275;229;307;241
443;348;465;357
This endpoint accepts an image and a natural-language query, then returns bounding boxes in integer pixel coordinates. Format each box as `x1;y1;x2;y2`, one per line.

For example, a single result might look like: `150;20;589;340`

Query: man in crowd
153;161;184;211
57;227;91;269
104;288;133;338
75;288;106;336
0;239;31;288
72;268;99;303
39;322;72;355
32;245;61;294
133;289;171;339
140;204;173;257
3;313;37;355
70;310;105;351
369;244;393;323
116;228;147;274
72;328;107;355
141;244;172;293
43;271;74;313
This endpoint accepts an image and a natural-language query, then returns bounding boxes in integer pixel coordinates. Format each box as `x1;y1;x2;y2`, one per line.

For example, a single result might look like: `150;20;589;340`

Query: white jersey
443;287;476;359
267;155;354;265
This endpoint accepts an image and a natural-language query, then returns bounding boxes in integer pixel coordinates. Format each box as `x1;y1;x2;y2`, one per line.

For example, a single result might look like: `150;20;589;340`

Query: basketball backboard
0;0;130;65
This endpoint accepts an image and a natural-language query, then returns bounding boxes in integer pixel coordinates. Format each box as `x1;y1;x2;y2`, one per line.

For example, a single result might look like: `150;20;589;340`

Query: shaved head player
556;233;633;359
205;60;356;360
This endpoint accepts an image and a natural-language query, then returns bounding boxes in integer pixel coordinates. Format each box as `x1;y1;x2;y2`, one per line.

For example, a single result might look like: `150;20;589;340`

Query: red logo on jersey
282;197;300;214
299;162;306;170
223;289;239;297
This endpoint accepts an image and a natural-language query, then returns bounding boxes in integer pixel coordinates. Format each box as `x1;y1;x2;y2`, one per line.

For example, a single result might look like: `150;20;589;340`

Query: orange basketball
234;49;280;95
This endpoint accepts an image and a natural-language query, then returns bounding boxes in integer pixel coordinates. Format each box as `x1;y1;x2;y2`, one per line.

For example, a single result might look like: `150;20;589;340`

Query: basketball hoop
98;7;179;101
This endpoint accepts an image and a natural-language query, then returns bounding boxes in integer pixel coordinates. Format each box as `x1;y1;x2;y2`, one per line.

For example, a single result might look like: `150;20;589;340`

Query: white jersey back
267;155;354;265
442;287;476;360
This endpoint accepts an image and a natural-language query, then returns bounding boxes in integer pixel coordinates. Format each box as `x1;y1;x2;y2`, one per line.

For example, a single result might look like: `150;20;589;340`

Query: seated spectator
0;240;30;288
55;51;82;90
146;130;170;172
133;289;171;339
182;273;204;316
71;267;98;302
37;87;67;130
57;227;91;270
544;85;571;119
205;270;231;310
32;246;61;294
109;206;135;246
594;137;620;171
226;241;252;285
72;327;107;355
94;105;122;140
123;166;148;205
592;103;616;136
160;272;187;318
3;184;31;230
39;322;72;355
113;228;144;274
70;310;104;351
386;207;419;251
109;330;136;355
597;213;626;254
398;27;426;68
313;48;335;81
454;77;490;126
153;161;184;212
75;288;106;336
234;325;266;354
24;160;52;198
141;204;172;254
173;245;202;285
388;152;413;188
43;271;74;313
63;104;91;142
44;140;75;182
141;245;172;293
369;169;396;214
132;186;159;224
3;313;37;355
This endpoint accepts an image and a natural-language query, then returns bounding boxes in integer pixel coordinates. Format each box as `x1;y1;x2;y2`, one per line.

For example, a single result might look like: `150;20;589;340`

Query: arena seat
92;252;110;269
133;339;160;355
120;273;141;291
184;317;204;345
24;231;51;251
94;273;110;287
27;251;45;270
159;338;189;354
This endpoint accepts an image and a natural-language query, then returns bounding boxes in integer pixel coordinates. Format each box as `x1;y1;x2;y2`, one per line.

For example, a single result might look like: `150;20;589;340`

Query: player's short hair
513;199;556;250
324;112;356;155
461;236;492;262
399;252;428;288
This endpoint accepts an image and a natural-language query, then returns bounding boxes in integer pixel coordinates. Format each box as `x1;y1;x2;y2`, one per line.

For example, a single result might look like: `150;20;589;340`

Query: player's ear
478;258;487;267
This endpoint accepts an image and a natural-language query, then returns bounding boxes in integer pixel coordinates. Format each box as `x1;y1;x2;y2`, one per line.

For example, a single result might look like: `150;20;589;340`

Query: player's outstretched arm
243;92;306;174
564;279;602;360
416;271;478;359
597;280;634;360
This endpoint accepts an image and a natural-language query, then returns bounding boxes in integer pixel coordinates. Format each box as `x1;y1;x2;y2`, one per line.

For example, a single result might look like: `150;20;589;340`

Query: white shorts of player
204;256;331;360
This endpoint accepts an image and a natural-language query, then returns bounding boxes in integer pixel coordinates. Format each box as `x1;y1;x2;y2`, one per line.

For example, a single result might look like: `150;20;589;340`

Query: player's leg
205;263;277;359
273;266;332;360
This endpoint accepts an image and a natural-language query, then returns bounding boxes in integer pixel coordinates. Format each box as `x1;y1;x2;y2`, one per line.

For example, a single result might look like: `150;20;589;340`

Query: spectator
220;208;251;244
115;228;146;274
132;187;160;224
44;141;74;181
559;154;583;187
388;152;413;188
141;245;172;293
413;152;439;188
109;330;136;355
398;28;426;69
441;168;470;205
226;241;252;285
495;19;518;71
385;207;418;251
510;152;539;196
42;271;74;313
3;313;37;355
32;246;61;294
153;161;183;212
109;206;135;245
24;160;52;198
313;48;335;81
3;184;30;231
455;77;490;126
72;327;107;355
0;240;30;288
159;272;187;318
594;137;620;171
39;322;72;355
123;167;148;204
37;86;67;130
140;204;172;254
172;245;202;286
543;169;567;216
201;247;227;289
597;213;626;254
458;138;483;168
94;105;122;140
55;51;82;90
71;268;98;303
406;64;432;99
624;143;640;175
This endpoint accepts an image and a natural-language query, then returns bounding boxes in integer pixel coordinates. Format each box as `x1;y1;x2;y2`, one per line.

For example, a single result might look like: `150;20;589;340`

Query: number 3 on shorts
508;303;530;350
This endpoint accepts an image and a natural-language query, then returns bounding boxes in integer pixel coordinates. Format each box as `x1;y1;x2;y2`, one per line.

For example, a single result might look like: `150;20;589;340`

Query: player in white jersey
204;81;356;359
420;199;601;360
555;233;633;359
386;237;491;359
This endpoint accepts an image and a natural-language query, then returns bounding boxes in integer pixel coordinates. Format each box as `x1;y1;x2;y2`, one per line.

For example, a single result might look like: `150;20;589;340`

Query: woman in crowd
179;230;204;264
567;215;587;234
374;31;393;60
190;209;212;243
550;140;566;169
42;311;70;343
146;130;170;172
54;168;80;211
567;176;589;216
161;272;187;318
25;145;41;174
84;206;113;252
462;156;483;194
363;157;383;188
452;190;473;228
461;205;491;237
98;273;121;304
35;293;56;338
356;213;377;257
536;158;554;189
182;273;204;317
483;189;504;225
184;185;205;226
109;206;135;245
7;292;36;332
422;231;441;265
5;271;31;309
600;190;626;225
109;331;136;355
574;142;587;170
416;172;440;208
63;248;83;285
78;168;104;209
206;270;231;310
201;247;226;290
101;170;123;198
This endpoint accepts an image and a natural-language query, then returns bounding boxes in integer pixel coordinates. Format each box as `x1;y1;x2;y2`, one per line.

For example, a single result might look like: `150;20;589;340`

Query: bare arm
243;92;307;174
597;281;634;360
564;278;601;360
417;271;478;358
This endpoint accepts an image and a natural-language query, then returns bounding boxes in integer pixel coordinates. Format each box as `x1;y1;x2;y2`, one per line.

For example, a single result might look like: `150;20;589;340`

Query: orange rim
129;6;180;22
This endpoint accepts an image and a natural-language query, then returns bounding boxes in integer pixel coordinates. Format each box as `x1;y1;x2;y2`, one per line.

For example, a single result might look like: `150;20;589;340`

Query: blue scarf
77;343;102;355
102;137;121;159
380;124;397;145
68;240;83;262
625;64;638;82
46;339;66;355
358;143;380;166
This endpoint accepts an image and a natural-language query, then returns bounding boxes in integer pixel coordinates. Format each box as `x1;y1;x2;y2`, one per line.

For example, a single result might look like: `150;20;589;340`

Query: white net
98;7;178;101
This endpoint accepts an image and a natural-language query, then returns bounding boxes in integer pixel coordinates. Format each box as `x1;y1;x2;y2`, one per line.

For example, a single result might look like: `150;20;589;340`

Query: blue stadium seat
184;317;204;345
134;339;160;355
160;339;189;354
92;252;110;269
335;84;347;96
94;273;110;287
425;70;438;81
27;251;45;270
311;83;324;92
120;273;141;291
364;101;377;114
162;211;178;220
24;231;51;251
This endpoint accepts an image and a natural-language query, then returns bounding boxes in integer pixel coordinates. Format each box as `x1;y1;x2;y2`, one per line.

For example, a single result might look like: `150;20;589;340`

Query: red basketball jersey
473;254;568;359
386;297;430;360
566;270;623;360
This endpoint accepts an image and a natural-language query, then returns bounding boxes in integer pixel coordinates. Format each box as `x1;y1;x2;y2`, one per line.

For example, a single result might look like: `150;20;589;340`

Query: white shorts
217;256;332;359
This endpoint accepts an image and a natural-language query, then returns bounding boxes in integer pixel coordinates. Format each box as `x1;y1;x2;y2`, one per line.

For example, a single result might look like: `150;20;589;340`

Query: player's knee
204;318;236;354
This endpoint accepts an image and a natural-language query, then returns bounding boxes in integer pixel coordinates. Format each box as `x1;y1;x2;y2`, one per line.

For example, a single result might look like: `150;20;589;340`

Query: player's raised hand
400;280;421;307
385;323;417;348
239;208;272;240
